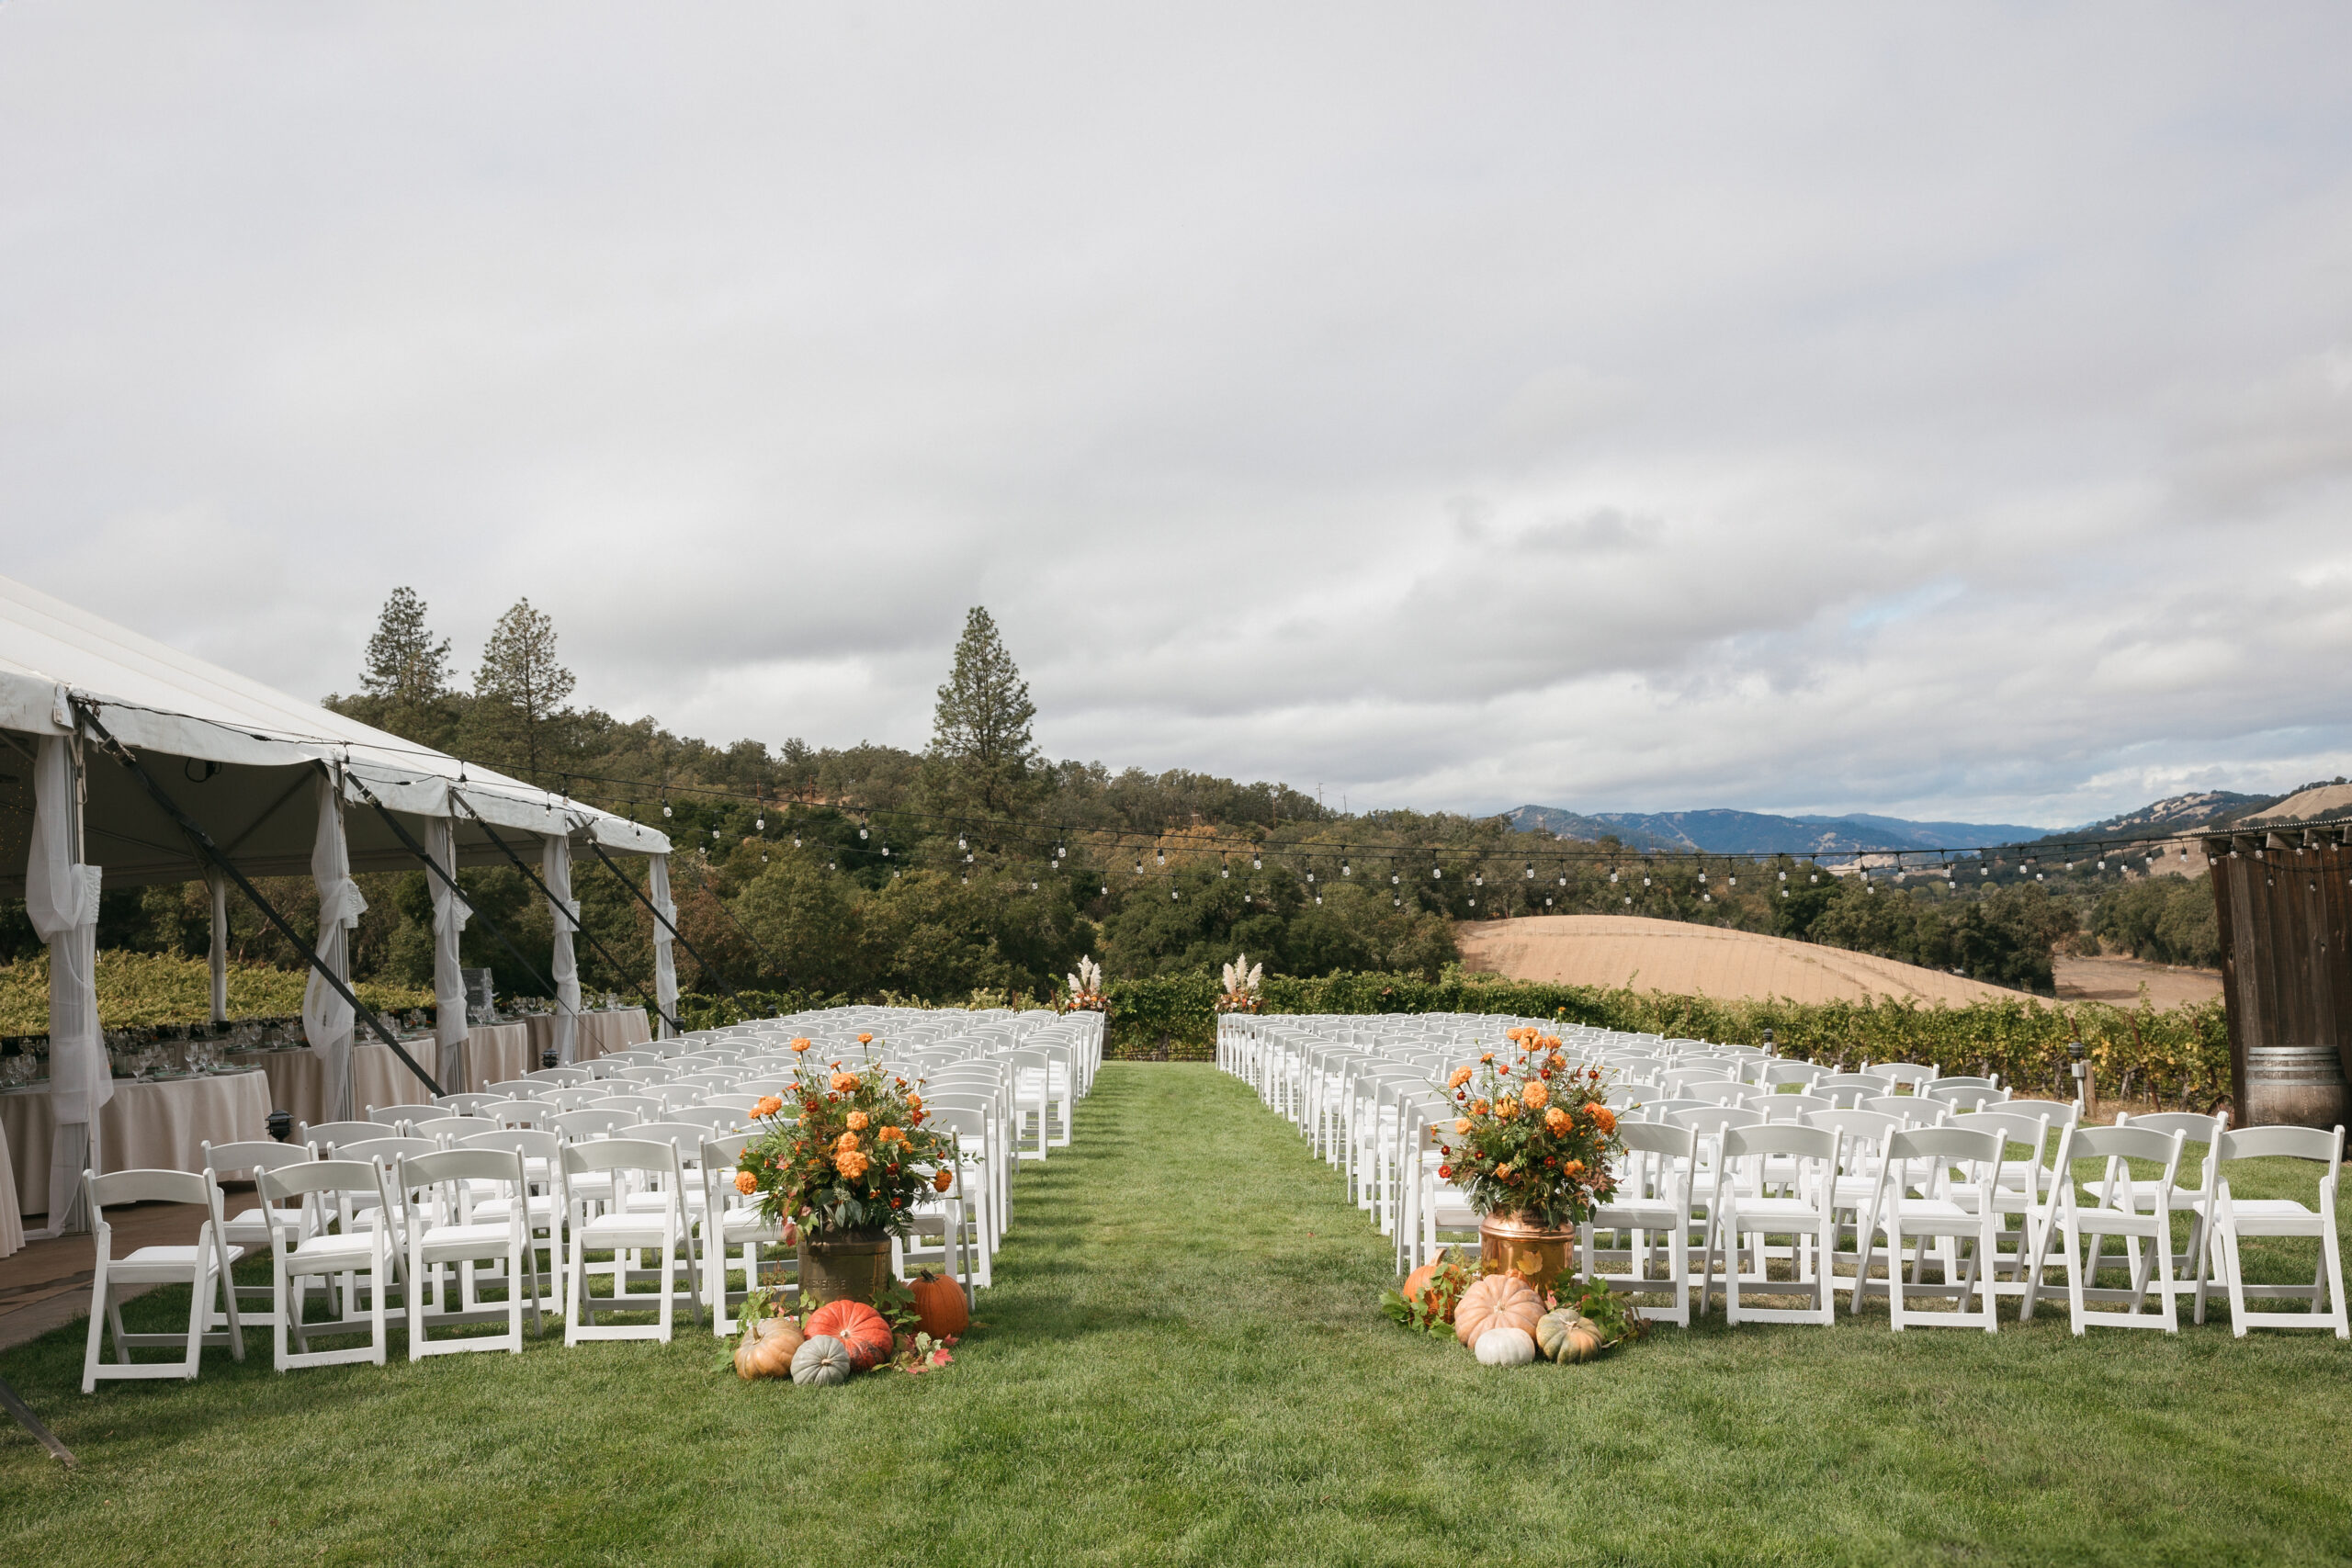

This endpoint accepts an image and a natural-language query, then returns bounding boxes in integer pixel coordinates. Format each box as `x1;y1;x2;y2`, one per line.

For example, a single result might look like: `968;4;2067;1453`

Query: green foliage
926;605;1040;818
465;596;576;776
1101;966;2233;1107
1549;1269;1647;1347
2093;873;2221;967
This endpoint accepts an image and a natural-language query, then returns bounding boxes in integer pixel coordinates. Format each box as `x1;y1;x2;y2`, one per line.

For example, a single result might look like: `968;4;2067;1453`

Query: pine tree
360;587;452;705
473;597;576;779
928;606;1039;818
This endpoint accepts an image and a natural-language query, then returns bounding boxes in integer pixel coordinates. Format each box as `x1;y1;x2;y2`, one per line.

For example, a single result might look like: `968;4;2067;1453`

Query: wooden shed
2203;824;2352;1127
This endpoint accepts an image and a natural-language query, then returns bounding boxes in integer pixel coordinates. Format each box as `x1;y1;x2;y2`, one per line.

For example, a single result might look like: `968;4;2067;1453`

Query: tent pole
446;792;684;1035
206;873;229;1025
580;835;756;1012
70;701;443;1098
345;781;568;1005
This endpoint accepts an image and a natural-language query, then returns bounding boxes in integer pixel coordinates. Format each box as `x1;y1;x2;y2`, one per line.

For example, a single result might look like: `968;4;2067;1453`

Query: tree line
0;588;2221;1009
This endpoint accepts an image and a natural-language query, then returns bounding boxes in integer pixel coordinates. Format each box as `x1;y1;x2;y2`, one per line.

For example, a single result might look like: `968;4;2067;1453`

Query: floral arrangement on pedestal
1063;954;1107;1012
1217;953;1264;1014
738;1049;960;1240
1439;1026;1623;1229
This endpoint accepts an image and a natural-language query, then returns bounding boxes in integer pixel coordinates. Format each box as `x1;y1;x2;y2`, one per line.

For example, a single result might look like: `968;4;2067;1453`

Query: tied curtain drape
28;731;108;1235
300;772;367;1122
648;852;677;1039
543;832;581;1064
424;815;470;1094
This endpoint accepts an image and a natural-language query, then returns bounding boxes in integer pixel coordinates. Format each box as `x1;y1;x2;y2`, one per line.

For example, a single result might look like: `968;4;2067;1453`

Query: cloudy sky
4;5;2348;829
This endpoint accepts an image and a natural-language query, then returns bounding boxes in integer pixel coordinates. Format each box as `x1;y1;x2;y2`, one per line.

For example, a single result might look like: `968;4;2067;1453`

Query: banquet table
4;1069;274;1218
225;1037;445;1128
461;1021;533;1091
520;1008;651;1066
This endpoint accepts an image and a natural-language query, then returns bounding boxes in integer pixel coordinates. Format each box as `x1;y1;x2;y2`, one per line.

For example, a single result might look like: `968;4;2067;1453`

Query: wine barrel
2243;1045;2348;1129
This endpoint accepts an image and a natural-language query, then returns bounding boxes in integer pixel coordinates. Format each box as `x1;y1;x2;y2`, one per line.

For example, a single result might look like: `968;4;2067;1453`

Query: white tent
0;574;675;1232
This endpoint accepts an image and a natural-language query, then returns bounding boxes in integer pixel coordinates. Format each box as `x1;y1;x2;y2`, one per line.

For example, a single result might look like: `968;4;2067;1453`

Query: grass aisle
5;1063;2352;1566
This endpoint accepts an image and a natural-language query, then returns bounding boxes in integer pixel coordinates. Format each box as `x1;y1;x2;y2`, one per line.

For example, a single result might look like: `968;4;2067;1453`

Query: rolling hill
1508;805;2049;855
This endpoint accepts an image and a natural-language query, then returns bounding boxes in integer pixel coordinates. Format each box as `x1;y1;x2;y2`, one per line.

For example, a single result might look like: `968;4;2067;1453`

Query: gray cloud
3;4;2350;830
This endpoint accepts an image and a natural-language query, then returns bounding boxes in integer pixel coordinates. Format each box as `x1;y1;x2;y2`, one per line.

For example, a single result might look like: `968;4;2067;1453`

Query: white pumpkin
1475;1326;1538;1367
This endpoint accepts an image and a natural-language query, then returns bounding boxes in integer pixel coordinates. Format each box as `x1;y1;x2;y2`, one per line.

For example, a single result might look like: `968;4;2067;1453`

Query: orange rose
1521;1080;1548;1110
847;1110;870;1131
734;1169;758;1195
1544;1106;1571;1134
933;1168;954;1193
1446;1066;1474;1090
1589;1105;1617;1134
836;1150;869;1179
752;1095;784;1119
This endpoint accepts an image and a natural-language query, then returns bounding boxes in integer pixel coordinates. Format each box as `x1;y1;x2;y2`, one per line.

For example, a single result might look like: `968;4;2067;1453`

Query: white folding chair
1871;1126;2004;1333
1702;1123;1839;1326
2029;1123;2187;1335
80;1168;245;1392
1579;1121;1693;1326
2204;1124;2346;1337
562;1138;700;1343
259;1159;400;1371
699;1132;791;1336
199;1138;316;1330
396;1147;543;1357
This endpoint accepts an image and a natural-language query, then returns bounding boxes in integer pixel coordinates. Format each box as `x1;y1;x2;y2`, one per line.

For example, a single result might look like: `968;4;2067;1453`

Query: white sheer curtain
300;771;366;1122
648;852;678;1039
206;873;229;1024
27;732;107;1235
424;816;470;1094
543;832;581;1064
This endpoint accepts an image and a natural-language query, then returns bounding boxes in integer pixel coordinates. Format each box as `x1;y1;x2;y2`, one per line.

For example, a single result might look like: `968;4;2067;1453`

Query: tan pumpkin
1536;1307;1607;1364
910;1270;969;1340
1453;1272;1544;1348
734;1315;803;1380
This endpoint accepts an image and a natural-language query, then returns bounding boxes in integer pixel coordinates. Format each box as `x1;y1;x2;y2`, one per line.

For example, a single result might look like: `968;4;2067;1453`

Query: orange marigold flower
752;1095;784;1119
1544;1106;1572;1134
1562;1160;1584;1178
1521;1080;1548;1110
1446;1066;1474;1090
1437;1164;1453;1179
1470;1099;1490;1117
910;1110;926;1124
836;1151;869;1179
907;1093;924;1111
1589;1105;1617;1134
1479;1052;1494;1064
1497;1163;1513;1179
834;1131;861;1153
734;1169;759;1195
933;1168;954;1192
857;1032;874;1044
847;1110;870;1131
878;1125;907;1144
1494;1096;1520;1120
1454;1117;1473;1134
790;1037;812;1053
830;1072;860;1093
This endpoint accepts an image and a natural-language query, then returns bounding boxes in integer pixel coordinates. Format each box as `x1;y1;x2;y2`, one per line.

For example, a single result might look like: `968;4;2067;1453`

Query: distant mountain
1507;805;2050;855
2045;790;2279;841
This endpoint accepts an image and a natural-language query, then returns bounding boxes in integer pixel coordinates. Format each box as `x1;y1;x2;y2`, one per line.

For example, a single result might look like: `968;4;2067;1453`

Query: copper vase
797;1229;892;1307
1478;1212;1577;1285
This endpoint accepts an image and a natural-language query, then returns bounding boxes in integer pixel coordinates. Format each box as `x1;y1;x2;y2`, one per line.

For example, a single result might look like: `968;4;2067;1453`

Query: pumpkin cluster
1439;1028;1624;1229
734;1288;964;1385
738;1045;960;1241
1384;1251;1632;1365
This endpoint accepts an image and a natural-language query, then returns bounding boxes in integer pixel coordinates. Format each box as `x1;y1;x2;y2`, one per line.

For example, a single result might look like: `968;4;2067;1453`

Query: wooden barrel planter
2243;1045;2347;1129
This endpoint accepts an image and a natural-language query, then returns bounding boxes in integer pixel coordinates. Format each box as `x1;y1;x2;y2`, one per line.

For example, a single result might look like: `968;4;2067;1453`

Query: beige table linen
4;1070;273;1218
227;1037;441;1129
521;1008;650;1066
462;1022;533;1091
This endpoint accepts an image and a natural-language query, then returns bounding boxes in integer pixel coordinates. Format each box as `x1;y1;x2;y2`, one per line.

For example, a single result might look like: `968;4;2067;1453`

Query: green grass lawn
5;1063;2350;1567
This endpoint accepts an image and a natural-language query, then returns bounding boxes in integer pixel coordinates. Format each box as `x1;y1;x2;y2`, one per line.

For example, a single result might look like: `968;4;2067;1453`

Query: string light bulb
858;826;868;840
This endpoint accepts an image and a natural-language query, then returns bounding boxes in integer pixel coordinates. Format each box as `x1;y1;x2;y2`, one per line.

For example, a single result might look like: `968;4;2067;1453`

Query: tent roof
0;573;670;893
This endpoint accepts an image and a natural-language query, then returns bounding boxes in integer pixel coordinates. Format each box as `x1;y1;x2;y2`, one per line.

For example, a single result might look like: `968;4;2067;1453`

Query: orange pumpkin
910;1270;969;1340
804;1299;893;1370
1453;1272;1544;1348
734;1315;803;1380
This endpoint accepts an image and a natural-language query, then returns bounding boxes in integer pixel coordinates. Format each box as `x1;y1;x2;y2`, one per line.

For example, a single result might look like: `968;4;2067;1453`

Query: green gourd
1536;1307;1606;1364
791;1334;854;1386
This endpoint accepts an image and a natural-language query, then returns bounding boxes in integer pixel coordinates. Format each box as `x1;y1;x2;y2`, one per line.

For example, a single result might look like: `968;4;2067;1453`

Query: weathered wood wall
2204;828;2352;1115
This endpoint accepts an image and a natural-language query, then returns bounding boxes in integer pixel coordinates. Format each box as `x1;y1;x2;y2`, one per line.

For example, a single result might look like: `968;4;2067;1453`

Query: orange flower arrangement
1442;1031;1623;1228
738;1041;960;1239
